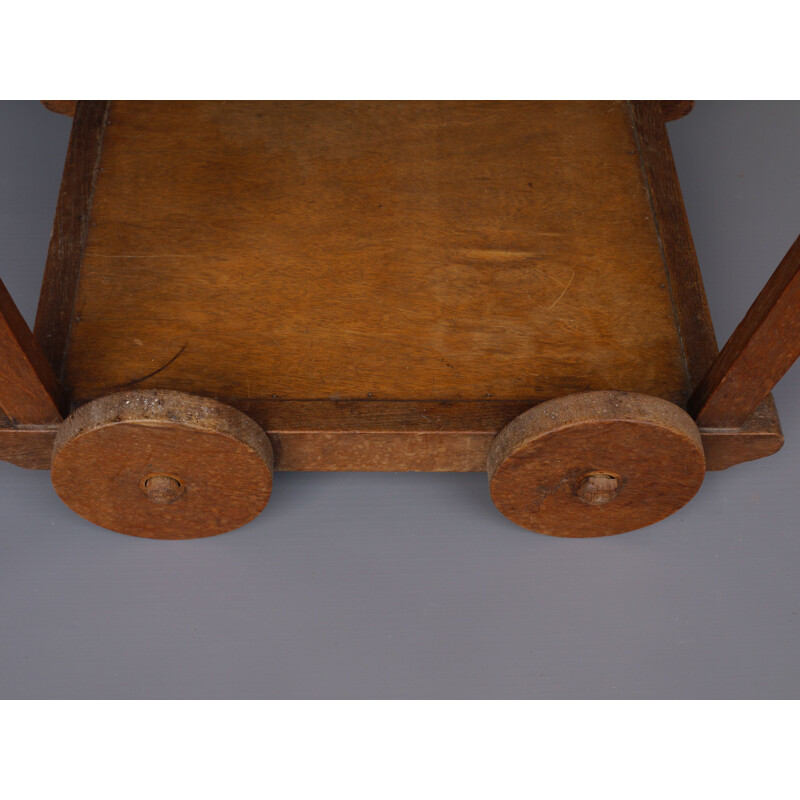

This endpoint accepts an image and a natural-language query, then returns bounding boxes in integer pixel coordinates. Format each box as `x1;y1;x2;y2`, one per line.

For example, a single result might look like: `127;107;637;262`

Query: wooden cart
1;100;797;539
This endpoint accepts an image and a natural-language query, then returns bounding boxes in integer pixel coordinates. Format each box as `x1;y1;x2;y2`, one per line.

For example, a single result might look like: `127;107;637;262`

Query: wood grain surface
487;391;706;537
0;397;782;473
0;278;63;423
63;101;687;407
0;421;60;469
630;100;719;392
700;396;783;470
51;390;273;539
8;100;781;476
34;100;109;380
689;233;800;427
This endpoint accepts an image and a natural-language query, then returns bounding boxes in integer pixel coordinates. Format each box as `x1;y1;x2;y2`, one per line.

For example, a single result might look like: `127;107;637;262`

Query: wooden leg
51;390;274;539
0;278;63;424
689;233;800;428
487;391;706;538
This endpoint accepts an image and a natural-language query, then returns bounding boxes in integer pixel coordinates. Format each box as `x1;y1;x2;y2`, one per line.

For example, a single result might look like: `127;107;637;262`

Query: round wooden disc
51;390;273;539
487;391;706;538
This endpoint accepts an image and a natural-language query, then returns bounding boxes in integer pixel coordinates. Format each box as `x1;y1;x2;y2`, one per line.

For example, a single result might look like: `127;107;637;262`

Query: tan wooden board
63;101;689;408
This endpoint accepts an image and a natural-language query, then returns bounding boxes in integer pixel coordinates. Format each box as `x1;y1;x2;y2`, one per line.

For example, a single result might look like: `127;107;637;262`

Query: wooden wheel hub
487;391;706;538
51;390;274;539
575;472;620;505
141;474;185;505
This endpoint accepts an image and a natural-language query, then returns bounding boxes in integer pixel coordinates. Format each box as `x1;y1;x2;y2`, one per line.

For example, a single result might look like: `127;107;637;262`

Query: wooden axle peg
142;474;185;505
487;391;706;538
575;472;620;506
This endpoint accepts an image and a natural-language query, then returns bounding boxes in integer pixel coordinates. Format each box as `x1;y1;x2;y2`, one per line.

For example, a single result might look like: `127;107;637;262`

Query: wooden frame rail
0;278;63;424
689;233;800;428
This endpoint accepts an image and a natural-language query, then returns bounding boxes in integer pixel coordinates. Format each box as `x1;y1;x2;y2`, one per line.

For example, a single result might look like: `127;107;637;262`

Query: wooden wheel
487;391;706;538
51;390;273;539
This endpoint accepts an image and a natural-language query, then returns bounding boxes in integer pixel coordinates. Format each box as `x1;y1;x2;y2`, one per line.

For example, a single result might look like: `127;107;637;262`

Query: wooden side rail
0;278;64;424
689;233;800;428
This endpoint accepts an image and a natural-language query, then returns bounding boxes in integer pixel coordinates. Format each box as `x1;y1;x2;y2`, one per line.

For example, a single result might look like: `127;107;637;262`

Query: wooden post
689;233;800;428
0;278;64;424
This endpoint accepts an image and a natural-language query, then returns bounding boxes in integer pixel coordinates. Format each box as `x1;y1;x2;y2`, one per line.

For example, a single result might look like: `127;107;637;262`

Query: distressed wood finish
63;101;687;406
487;391;706;537
0;397;782;473
51;390;273;539
628;103;785;460
34;100;109;381
700;396;783;470
2;100;784;477
630;100;718;391
0;278;63;423
689;234;800;428
0;418;59;469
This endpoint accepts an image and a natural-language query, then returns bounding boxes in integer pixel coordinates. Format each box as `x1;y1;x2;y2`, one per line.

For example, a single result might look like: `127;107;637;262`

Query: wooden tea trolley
1;100;798;539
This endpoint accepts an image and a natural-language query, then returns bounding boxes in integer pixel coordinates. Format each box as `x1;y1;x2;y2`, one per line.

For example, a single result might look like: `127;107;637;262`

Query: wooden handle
689;233;800;428
0;278;64;424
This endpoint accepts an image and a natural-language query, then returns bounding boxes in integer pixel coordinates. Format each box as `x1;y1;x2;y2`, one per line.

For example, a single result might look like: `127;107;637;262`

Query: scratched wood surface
62;101;688;407
35;101;109;378
51;390;273;538
0;278;64;424
487;391;706;536
0;394;784;471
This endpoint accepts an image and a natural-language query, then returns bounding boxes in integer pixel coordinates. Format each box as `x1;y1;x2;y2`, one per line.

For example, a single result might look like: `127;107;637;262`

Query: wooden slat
233;399;531;433
0;278;63;423
689;233;800;427
0;395;784;472
630;100;719;392
34;100;109;385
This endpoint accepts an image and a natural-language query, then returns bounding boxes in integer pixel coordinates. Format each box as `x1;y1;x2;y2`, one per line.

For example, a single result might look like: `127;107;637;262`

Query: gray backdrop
1;101;798;699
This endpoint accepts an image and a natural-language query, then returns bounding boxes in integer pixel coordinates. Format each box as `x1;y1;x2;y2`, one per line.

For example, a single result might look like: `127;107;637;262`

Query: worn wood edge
658;101;695;122
630;100;719;395
1;395;782;473
486;391;704;483
41;101;78;117
486;391;707;537
233;399;536;433
631;101;787;462
0;278;64;422
43;102;689;124
54;390;273;470
52;389;274;540
34;100;109;390
1;426;782;474
699;394;784;470
0;425;59;469
689;234;800;427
